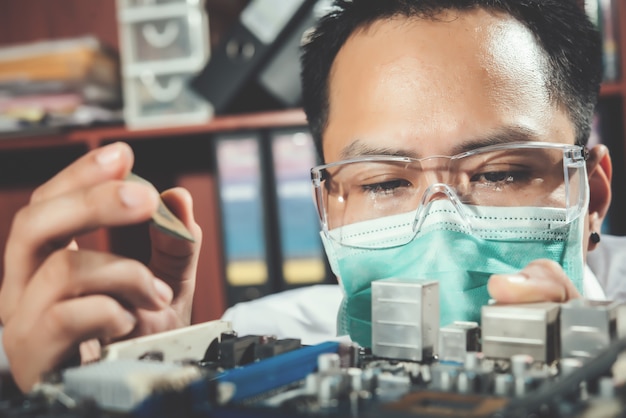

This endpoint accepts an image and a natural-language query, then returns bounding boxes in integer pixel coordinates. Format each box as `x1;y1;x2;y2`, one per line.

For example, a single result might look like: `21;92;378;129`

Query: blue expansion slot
217;340;340;402
133;341;341;417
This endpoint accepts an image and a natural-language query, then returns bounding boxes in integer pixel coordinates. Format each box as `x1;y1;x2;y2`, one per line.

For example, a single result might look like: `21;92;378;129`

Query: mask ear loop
412;183;473;236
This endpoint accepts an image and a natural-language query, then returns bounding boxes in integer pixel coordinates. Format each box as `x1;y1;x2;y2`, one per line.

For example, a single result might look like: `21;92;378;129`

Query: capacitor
494;373;513;396
511;354;534;377
318;353;341;373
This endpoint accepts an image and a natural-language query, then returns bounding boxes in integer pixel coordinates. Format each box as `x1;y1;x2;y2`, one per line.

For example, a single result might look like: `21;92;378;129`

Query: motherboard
2;279;626;418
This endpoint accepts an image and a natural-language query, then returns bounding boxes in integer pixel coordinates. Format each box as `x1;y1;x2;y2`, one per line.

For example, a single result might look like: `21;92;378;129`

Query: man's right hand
0;142;200;392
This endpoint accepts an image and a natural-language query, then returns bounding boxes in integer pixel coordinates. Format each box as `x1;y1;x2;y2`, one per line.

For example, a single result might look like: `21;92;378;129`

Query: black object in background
191;0;326;114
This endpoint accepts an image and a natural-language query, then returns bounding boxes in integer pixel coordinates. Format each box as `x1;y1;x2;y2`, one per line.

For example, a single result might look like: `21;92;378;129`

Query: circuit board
2;280;626;418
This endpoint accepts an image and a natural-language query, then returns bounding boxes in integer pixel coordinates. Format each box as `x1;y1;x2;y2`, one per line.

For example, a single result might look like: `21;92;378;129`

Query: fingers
30;142;134;204
153;187;202;257
148;187;202;324
0;142;142;321
22;250;173;317
487;259;581;304
1;181;160;318
3;295;138;392
2;248;176;392
15;181;159;252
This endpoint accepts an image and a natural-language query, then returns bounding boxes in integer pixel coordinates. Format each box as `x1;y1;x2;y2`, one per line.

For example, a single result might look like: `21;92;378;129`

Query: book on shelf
0;36;119;88
0;36;122;134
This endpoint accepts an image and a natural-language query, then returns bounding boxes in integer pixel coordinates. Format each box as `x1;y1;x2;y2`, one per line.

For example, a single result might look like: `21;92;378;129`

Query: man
227;0;612;347
295;0;613;347
0;0;614;392
227;0;611;345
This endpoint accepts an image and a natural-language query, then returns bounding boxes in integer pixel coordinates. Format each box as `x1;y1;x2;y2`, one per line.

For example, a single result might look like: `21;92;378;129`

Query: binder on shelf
190;0;319;113
270;128;329;288
214;134;271;306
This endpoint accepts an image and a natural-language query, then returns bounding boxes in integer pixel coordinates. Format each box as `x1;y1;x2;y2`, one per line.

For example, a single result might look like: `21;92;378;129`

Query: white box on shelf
123;70;212;129
118;5;210;74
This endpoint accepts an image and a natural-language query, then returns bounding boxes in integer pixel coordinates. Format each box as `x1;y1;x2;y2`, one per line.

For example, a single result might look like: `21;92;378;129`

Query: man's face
323;9;575;167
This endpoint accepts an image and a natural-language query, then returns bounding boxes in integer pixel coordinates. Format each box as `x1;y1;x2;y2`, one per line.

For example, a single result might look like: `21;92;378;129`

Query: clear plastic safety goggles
311;142;589;249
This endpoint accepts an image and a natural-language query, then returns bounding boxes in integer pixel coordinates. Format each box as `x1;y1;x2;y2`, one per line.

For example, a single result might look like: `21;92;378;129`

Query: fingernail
153;279;173;303
96;144;122;167
119;183;154;207
504;274;528;284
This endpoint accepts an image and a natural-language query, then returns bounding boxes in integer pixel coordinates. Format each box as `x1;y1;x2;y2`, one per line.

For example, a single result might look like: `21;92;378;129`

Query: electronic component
560;298;619;360
216;333;303;368
371;278;439;362
439;321;481;364
124;173;195;242
102;319;232;362
62;359;202;412
481;302;561;363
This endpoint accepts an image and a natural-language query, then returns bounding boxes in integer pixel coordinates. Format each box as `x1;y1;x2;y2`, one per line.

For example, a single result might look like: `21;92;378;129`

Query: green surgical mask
322;200;585;348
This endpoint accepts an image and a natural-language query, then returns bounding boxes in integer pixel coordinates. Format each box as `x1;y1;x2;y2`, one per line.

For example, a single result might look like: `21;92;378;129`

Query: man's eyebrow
338;126;542;160
450;126;541;155
339;140;420;159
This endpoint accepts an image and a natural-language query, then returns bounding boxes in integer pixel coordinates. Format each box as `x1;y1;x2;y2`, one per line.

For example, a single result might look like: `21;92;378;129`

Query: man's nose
412;181;472;234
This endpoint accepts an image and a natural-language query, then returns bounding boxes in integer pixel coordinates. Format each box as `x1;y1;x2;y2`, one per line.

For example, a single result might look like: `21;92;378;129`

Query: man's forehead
322;8;573;162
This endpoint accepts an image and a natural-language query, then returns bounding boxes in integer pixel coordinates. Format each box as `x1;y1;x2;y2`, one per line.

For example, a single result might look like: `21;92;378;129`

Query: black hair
300;0;603;159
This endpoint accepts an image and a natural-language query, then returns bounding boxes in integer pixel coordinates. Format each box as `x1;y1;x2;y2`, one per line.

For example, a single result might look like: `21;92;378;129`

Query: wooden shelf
0;109;308;150
600;81;626;97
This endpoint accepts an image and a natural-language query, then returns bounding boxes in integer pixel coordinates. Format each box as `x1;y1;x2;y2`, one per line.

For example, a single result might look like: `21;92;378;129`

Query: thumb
487;259;580;304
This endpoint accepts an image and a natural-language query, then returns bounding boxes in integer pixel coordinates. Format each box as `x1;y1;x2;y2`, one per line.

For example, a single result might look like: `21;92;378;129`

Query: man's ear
586;144;612;251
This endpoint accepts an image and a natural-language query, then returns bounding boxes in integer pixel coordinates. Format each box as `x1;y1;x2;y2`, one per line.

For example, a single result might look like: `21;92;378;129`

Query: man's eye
472;171;511;183
361;179;411;194
470;171;529;184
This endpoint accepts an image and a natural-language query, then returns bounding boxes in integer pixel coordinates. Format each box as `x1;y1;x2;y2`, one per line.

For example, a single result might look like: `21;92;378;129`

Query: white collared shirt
584;264;606;300
587;234;626;301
